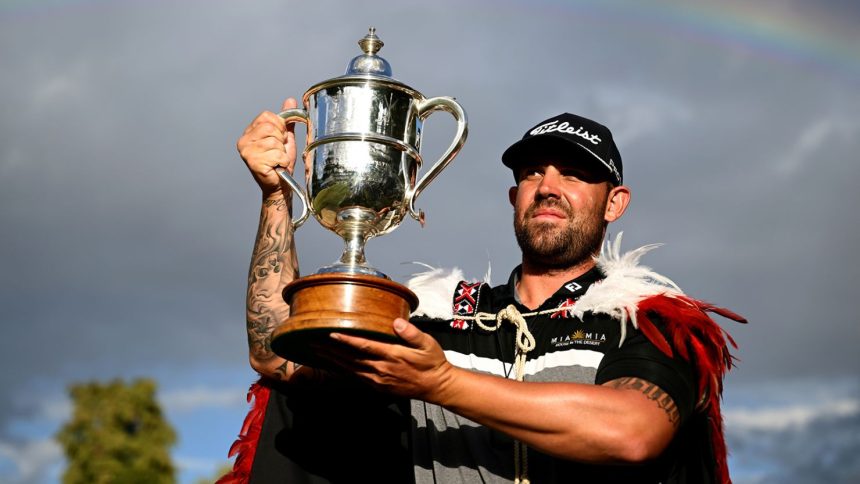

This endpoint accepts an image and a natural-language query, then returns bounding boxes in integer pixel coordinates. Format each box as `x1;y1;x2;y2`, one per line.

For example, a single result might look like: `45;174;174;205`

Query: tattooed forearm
246;196;299;372
274;361;291;379
607;377;681;427
263;197;289;209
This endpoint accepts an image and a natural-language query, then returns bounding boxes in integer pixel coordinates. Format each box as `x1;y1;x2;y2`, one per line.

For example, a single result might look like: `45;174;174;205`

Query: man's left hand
326;318;454;403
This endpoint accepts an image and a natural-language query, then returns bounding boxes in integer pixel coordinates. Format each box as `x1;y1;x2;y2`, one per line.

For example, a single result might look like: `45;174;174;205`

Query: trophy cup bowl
269;29;467;368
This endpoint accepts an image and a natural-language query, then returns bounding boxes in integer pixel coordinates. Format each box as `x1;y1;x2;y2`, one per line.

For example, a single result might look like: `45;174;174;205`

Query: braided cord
459;304;557;484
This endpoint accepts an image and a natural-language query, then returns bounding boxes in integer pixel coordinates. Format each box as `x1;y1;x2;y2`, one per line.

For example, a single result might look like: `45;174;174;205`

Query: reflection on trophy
270;28;468;367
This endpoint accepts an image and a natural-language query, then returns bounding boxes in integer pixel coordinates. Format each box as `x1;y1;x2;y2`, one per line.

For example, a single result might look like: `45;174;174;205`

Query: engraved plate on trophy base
271;272;419;368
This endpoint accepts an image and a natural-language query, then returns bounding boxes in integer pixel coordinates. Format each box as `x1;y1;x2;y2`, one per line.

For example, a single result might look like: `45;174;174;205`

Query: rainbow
3;0;858;81
497;0;860;81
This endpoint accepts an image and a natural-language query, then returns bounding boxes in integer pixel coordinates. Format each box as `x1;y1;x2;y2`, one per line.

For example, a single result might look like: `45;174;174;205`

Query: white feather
406;265;466;318
405;235;680;345
483;262;492;287
405;261;492;319
570;232;684;346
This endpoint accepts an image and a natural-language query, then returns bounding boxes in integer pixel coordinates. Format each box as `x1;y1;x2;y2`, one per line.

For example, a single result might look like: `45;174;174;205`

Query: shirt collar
500;264;604;308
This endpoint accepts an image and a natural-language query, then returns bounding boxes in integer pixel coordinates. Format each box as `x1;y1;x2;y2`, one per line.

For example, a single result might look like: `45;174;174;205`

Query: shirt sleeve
595;315;698;423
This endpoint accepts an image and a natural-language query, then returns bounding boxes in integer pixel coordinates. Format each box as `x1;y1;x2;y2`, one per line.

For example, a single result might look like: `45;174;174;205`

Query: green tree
56;378;177;484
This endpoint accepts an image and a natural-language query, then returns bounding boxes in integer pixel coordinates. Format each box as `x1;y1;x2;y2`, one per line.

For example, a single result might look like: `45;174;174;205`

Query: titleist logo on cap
529;120;602;145
502;112;624;185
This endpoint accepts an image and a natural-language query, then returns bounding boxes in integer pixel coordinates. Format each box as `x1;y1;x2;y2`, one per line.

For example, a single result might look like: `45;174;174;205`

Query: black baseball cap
502;113;623;185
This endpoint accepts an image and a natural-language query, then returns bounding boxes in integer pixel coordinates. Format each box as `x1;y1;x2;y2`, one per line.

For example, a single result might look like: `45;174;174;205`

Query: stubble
513;198;606;270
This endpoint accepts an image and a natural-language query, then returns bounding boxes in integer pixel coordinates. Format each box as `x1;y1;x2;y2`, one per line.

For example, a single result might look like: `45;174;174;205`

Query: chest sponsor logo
551;329;607;348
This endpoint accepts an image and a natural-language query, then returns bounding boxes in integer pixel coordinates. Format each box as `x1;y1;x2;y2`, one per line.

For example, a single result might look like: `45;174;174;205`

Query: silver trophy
270;28;468;366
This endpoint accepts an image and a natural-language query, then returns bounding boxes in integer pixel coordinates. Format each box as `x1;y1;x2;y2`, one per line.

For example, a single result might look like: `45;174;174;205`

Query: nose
536;169;562;199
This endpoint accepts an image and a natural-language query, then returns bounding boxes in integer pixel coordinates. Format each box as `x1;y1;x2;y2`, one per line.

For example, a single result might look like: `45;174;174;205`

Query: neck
516;256;597;310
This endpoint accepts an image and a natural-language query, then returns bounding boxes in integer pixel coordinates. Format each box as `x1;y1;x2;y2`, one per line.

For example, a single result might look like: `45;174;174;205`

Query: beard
513;198;606;269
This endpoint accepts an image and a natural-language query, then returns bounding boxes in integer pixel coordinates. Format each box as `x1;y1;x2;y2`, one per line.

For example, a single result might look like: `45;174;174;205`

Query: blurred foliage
56;378;177;484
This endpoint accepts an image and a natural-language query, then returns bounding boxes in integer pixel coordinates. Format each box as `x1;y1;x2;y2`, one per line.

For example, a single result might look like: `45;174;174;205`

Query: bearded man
220;104;744;484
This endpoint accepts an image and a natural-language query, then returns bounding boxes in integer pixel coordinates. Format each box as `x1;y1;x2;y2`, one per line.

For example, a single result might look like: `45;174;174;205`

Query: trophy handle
407;96;468;224
276;108;311;229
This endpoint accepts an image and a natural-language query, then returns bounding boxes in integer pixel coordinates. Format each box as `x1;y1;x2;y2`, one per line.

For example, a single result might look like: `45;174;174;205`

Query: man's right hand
237;98;299;200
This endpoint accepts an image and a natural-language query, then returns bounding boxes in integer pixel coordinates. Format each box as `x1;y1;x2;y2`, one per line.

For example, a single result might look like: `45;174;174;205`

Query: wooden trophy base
271;272;419;369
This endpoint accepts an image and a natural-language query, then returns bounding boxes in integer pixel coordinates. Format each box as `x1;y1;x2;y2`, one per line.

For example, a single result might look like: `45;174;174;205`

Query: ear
604;185;631;223
508;186;518;207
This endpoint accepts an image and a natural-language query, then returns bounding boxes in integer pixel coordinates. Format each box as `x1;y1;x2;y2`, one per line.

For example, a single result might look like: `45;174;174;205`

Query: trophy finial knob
358;27;384;55
345;27;392;76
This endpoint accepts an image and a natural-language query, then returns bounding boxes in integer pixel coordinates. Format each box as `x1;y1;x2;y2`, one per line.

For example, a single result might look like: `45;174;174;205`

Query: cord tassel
465;304;537;483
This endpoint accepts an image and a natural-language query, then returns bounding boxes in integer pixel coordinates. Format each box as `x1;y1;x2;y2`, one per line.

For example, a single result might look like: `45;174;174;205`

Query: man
220;99;744;483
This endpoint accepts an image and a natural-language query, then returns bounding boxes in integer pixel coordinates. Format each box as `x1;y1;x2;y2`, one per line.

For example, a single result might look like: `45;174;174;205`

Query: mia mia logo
551;330;607;348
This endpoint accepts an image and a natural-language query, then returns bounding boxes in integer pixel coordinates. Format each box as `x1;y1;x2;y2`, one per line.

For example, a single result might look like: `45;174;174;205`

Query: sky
0;0;858;482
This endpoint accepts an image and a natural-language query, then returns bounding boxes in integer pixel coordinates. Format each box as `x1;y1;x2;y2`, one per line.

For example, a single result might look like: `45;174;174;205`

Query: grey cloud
0;0;859;480
725;377;860;483
0;438;61;484
728;410;860;484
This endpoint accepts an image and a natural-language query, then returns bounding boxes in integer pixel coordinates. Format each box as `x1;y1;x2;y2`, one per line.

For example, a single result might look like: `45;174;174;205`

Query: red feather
216;377;273;484
635;310;674;357
635;294;744;484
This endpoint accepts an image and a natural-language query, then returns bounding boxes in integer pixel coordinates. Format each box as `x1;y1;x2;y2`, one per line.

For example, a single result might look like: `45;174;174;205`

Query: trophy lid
344;28;393;77
306;27;419;98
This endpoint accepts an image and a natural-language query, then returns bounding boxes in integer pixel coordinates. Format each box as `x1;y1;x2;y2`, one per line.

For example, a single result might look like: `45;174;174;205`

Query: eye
560;168;588;181
519;168;543;181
